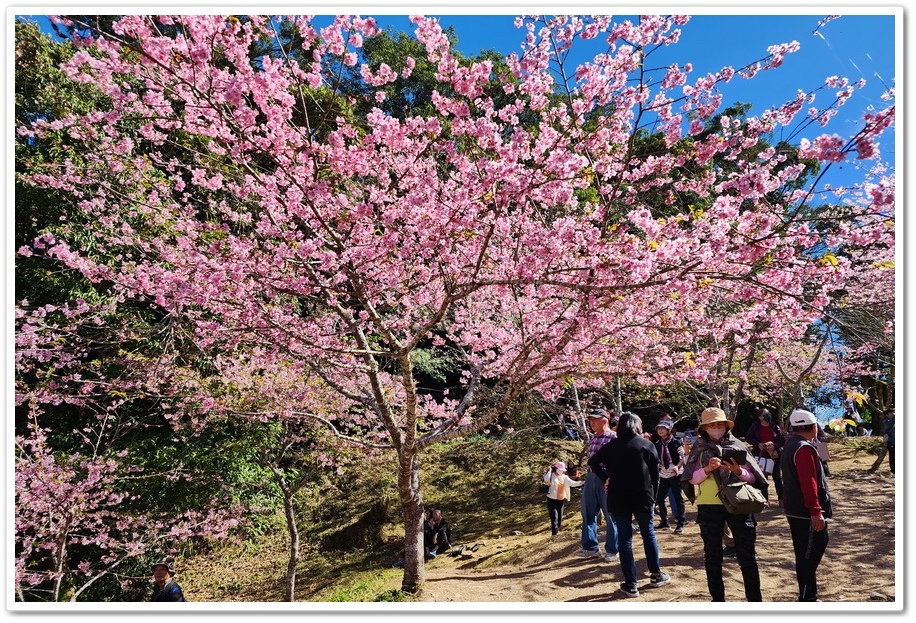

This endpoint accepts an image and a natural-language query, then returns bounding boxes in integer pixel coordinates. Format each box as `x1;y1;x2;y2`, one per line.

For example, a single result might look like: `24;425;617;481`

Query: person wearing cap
575;407;619;561
150;556;187;602
543;461;584;538
781;408;832;602
681;407;768;602
651;416;687;534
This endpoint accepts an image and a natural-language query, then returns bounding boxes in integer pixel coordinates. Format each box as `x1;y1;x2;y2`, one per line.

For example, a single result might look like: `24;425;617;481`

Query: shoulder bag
712;469;767;515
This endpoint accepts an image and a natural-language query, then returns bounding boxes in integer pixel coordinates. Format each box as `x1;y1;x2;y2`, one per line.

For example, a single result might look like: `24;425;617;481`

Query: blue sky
19;11;897;139
14;8;899;246
364;12;897;193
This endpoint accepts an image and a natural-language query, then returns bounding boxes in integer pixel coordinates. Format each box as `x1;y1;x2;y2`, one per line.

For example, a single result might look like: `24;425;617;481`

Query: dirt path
416;448;897;604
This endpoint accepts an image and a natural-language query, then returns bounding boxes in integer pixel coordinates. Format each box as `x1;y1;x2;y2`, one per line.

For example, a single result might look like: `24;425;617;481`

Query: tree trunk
398;449;426;593
268;464;300;602
870;445;887;472
281;488;300;601
613;376;622;414
52;533;67;602
569;384;589;440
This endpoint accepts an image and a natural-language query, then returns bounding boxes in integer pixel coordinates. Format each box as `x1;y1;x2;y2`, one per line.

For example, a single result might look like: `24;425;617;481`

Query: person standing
150;557;187;602
681;407;768;602
589;412;671;598
543;461;583;537
781;408;832;602
651;417;687;534
815;422;831;476
883;408;895;474
744;407;787;506
575;408;618;561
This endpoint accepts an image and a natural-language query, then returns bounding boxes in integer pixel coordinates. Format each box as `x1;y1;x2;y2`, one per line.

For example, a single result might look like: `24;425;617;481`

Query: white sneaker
575;549;601;557
605;552;618;562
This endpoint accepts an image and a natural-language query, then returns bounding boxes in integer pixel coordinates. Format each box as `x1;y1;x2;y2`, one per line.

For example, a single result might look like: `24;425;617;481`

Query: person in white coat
544;461;583;537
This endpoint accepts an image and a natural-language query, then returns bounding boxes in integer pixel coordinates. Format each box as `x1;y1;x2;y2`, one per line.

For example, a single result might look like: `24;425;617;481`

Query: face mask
763;414;772;423
706;426;726;440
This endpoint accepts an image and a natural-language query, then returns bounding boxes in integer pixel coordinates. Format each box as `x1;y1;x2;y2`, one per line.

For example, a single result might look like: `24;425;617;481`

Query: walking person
575;408;619;561
589;412;671;598
781;408;832;602
682;407;768;602
544;461;583;537
150;556;187;602
745;407;787;506
651;416;687;534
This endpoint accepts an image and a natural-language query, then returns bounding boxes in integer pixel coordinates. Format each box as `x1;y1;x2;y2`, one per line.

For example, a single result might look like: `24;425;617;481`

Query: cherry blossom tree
14;296;251;601
17;14;893;592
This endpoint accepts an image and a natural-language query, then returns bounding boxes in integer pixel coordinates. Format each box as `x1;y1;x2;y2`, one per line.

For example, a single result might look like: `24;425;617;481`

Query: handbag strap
700;450;731;494
710;462;737;493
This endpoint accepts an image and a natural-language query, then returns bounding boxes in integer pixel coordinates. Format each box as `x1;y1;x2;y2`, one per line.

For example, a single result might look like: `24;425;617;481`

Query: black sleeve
587;444;611;482
646;443;660;494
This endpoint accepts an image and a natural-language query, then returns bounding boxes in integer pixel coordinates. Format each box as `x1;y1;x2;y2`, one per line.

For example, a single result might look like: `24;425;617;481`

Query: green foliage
323;571;405;602
14;19;111;306
409;347;463;384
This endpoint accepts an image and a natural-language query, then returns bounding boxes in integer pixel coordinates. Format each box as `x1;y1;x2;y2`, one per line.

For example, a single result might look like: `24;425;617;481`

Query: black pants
696;505;761;601
787;517;829;601
546;498;565;535
772;460;784;500
887;443;895;473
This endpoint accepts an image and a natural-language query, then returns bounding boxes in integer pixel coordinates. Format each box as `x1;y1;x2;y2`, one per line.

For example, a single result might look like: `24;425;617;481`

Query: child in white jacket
544;461;584;537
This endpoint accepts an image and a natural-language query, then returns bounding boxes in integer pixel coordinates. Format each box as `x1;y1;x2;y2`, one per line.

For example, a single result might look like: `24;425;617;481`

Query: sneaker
575;549;601;557
656;522;670;529
619;582;640;598
604;552;618;562
674;524;685;535
649;572;671;587
722;546;737;558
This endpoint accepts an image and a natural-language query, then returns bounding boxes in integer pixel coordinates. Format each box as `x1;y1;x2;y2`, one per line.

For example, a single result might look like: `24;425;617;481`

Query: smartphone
721;448;747;465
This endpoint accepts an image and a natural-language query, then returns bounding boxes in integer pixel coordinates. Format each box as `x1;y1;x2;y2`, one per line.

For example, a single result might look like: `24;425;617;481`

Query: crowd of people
540;403;843;602
152;402;886;603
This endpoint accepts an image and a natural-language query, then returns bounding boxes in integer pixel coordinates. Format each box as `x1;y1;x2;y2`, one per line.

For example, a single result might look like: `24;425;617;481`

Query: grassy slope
180;435;583;601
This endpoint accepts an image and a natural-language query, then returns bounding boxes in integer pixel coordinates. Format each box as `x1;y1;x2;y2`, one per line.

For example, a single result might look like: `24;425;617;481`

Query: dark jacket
151;579;186;602
588;432;659;514
781;433;832;520
652;435;684;467
426;518;451;551
744;421;786;457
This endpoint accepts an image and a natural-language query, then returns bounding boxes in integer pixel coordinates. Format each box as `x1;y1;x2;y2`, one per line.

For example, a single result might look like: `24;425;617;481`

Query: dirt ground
414;445;898;605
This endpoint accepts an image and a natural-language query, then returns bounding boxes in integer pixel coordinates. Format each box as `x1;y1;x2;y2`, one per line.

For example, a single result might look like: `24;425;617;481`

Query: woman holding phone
681;407;769;602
